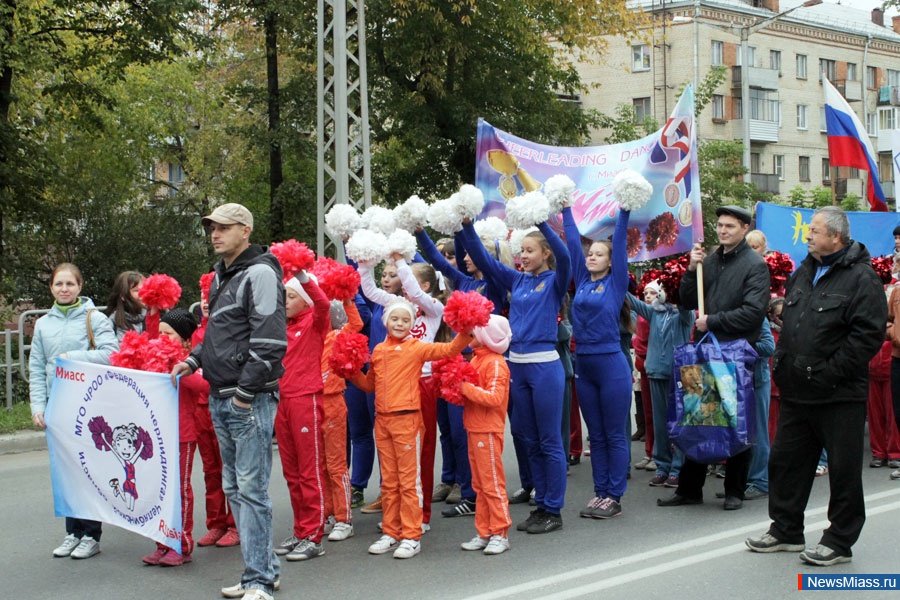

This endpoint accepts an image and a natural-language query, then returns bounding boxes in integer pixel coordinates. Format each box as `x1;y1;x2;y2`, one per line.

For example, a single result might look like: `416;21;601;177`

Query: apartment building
575;0;900;207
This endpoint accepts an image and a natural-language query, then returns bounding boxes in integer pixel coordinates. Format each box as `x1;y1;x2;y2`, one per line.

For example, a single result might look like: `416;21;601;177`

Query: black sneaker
516;508;545;531
508;488;533;505
441;498;475;517
527;512;563;534
350;486;365;509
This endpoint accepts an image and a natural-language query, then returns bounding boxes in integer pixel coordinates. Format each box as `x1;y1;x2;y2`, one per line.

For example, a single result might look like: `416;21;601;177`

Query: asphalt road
3;435;900;600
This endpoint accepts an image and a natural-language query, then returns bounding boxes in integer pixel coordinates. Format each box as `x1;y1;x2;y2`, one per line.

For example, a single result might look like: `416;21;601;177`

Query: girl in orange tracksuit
458;315;513;556
319;298;364;542
350;298;471;559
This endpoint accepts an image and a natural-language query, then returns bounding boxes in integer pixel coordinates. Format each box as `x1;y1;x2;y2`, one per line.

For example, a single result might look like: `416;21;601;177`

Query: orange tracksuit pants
322;392;353;524
468;431;511;538
375;410;424;541
275;393;326;543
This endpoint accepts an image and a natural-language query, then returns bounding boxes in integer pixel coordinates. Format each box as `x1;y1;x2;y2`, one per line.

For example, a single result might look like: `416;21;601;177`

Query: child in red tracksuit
458;314;513;556
320;298;364;542
142;308;200;567
274;271;331;562
350;298;471;559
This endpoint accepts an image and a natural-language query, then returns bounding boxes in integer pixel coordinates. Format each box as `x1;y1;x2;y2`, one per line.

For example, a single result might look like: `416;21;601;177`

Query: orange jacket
460;347;509;433
888;286;900;358
322;300;364;395
350;332;471;414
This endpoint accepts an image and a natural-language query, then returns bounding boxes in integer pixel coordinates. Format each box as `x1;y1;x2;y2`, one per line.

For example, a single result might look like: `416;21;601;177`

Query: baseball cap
202;203;254;229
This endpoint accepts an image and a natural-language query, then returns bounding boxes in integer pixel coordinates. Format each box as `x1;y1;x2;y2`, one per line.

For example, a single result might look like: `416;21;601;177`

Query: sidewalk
0;430;47;455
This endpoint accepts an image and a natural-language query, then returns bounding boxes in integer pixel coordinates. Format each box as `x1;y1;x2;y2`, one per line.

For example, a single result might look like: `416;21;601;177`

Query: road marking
463;488;900;600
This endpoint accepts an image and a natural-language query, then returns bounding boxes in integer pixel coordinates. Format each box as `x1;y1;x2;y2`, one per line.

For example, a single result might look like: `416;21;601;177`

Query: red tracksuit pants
868;377;900;460
193;403;235;531
468;432;512;538
275;393;326;543
155;441;196;555
322;392;353;524
419;376;439;524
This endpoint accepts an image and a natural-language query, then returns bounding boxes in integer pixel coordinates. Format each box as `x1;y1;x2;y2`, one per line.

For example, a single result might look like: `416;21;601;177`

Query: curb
0;430;47;456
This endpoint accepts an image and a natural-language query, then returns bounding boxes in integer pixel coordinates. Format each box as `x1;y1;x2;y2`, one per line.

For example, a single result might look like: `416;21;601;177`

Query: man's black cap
715;205;752;225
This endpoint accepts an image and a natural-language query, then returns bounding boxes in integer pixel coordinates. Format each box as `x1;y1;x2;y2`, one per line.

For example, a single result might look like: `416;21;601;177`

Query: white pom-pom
544;174;576;214
346;229;388;264
612;169;653;212
325;204;361;239
473;217;509;242
456;184;485;221
509;227;538;258
427;198;463;235
361;205;396;236
505;191;550;230
393;195;429;232
386;229;417;262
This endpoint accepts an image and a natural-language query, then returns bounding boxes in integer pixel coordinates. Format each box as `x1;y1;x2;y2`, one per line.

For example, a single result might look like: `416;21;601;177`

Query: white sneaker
274;534;299;556
393;539;421;559
483;535;510;555
460;536;489;551
323;515;336;535
240;589;274;600
70;536;100;559
368;535;398;555
53;534;81;557
422;523;431;534
221;579;280;599
328;522;354;541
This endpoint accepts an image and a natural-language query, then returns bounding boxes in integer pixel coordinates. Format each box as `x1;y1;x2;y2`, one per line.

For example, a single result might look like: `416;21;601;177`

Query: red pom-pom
328;331;370;379
638;254;689;306
764;251;796;296
871;255;893;286
443;291;493;334
199;272;215;301
138;274;182;310
311;257;361;301
110;331;188;373
270;239;316;280
644;213;679;251
432;356;479;405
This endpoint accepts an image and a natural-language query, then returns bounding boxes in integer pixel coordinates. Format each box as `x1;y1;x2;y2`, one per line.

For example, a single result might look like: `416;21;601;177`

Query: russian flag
823;76;887;211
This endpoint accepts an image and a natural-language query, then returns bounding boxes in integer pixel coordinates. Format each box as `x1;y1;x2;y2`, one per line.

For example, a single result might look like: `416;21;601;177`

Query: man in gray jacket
172;203;286;600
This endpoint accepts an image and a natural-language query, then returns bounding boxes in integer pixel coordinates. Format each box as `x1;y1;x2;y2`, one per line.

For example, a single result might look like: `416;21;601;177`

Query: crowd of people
27;197;897;600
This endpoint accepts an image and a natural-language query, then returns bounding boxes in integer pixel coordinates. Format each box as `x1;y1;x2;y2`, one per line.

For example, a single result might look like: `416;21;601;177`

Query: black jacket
772;241;886;404
679;239;770;345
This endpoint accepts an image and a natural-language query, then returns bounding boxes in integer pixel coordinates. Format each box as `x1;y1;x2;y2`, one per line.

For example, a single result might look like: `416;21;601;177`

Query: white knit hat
472;314;512;354
644;280;666;304
285;273;318;306
381;297;416;326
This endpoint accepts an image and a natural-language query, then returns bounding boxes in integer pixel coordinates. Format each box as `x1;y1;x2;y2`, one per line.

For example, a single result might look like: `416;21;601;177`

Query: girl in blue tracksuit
562;205;632;520
462;217;570;534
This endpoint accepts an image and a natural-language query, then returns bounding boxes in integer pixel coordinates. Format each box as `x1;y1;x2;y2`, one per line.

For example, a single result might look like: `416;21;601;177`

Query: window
774;155;785;180
866;112;878;136
168;163;184;197
880;108;897;131
889;69;900;87
776;101;783;128
819;107;828;132
770;50;782;72
797;104;808;129
750;89;778;122
734;97;743;120
633;97;652;122
750;153;761;174
846;63;857;81
737;46;756;67
711;40;724;66
822;158;831;183
820;59;836;82
867;66;877;89
632;44;651;72
799;156;810;181
712;94;725;120
796;54;808;79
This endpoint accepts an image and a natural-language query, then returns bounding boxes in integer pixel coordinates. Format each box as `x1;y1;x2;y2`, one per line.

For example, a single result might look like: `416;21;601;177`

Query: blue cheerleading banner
45;359;183;554
755;202;900;267
475;87;702;262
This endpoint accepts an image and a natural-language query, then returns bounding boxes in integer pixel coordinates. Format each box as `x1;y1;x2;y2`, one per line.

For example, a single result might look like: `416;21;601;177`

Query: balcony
732;66;780;91
882;181;895;200
833;79;862;102
733;118;780;143
751;173;780;194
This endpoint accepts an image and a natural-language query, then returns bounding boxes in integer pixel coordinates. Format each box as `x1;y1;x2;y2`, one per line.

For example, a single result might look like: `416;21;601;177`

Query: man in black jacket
746;206;886;566
658;205;770;511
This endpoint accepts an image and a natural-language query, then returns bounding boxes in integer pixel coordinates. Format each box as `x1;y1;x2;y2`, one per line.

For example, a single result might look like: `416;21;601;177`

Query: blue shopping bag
668;332;758;463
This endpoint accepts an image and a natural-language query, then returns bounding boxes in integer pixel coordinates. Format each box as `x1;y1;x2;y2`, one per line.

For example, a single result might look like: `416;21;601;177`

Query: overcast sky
833;0;899;16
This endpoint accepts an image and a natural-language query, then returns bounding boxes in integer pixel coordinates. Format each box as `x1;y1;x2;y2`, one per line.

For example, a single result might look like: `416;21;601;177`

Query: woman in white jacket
29;263;118;560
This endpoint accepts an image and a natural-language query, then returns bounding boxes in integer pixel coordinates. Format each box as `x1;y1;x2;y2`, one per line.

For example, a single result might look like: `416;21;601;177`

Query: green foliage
840;192;861;213
596;104;658;145
787;185;809;207
810;186;833;208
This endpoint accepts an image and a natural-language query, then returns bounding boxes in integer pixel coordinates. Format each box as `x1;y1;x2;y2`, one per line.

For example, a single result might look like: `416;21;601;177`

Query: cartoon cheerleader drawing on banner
89;417;153;511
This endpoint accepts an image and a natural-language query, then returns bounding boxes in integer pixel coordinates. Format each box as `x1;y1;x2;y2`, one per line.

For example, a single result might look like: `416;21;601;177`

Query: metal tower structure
316;0;372;258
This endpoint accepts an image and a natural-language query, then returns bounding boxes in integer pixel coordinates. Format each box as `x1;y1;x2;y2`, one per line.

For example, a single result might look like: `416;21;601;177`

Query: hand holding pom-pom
138;274;182;310
543;174;576;214
432;356;479;405
765;251;797;294
505;191;550;230
386;229;417;263
325;204;361;240
270;239;316;280
473;217;509;242
361;206;396;236
393;195;429;232
428;198;463;235
312;257;361;301
612;169;653;212
444;291;493;334
456;184;485;221
328;331;371;379
509;227;538;258
346;230;388;265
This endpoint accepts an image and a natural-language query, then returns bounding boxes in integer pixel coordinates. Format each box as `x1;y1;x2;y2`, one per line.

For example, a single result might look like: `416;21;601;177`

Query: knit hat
381;297;416;326
644;280;666;304
330;300;348;330
160;308;198;342
472;314;512;354
285;273;318;306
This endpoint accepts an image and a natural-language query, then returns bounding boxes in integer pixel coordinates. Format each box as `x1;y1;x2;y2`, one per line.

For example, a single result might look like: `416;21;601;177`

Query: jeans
210;393;280;594
649;378;683;477
746;361;771;492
